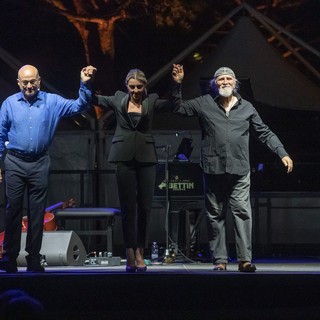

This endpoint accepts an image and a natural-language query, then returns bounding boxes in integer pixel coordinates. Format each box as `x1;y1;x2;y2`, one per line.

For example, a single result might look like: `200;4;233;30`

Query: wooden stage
1;258;320;319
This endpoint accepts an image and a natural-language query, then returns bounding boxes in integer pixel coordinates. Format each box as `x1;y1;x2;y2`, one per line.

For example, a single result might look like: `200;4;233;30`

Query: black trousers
116;160;156;249
4;153;50;260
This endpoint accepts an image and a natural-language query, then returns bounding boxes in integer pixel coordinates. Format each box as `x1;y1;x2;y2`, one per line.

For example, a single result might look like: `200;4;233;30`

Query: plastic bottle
151;241;159;261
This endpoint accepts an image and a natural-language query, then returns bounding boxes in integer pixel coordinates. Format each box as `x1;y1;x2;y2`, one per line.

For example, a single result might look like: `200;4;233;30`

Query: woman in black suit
95;69;171;272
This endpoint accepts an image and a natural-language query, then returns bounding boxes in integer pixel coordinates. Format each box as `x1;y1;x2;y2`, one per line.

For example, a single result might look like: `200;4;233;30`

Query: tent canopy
180;16;320;111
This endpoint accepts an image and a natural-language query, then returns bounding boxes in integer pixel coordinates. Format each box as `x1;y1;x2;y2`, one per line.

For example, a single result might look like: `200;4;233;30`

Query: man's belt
7;149;48;162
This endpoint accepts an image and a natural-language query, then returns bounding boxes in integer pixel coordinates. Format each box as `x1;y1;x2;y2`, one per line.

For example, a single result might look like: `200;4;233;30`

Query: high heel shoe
135;247;147;272
126;248;136;273
136;265;147;272
125;265;136;273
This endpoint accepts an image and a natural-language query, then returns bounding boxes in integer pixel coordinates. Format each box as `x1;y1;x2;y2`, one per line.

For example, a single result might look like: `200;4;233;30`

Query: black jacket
96;91;171;163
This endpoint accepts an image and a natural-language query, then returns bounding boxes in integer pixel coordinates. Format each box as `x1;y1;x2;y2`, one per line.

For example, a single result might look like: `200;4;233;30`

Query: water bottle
151;241;159;261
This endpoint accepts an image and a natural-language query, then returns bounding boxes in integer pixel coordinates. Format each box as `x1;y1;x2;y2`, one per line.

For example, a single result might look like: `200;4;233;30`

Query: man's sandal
238;262;256;272
213;263;227;271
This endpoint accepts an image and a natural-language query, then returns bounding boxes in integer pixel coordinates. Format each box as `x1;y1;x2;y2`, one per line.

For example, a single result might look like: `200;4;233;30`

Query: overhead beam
149;1;320;88
148;4;244;88
244;3;320;81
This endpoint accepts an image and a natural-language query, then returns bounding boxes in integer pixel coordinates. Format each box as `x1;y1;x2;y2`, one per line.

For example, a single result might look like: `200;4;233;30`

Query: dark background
0;0;320;256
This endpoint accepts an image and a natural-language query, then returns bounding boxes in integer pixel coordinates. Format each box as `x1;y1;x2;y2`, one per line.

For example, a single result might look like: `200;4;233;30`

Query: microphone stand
163;144;176;264
164;144;171;261
155;144;173;263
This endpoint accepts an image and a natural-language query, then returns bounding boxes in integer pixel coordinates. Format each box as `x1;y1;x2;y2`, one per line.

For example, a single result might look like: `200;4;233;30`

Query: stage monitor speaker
17;231;87;266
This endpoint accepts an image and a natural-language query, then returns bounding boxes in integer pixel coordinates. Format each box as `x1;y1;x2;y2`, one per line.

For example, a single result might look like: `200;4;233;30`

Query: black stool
54;207;121;257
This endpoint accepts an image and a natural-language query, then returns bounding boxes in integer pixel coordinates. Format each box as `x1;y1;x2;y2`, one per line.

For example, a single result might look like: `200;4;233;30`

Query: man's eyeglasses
19;79;39;86
128;84;144;90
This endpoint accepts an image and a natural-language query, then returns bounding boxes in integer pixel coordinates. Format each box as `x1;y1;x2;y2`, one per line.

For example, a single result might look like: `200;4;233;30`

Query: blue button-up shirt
0;81;92;159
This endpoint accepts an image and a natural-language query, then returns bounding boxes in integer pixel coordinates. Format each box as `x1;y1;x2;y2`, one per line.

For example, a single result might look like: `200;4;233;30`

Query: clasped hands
81;65;97;83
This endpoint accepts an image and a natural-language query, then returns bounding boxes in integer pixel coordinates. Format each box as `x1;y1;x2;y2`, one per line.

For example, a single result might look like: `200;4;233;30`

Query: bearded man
171;64;293;272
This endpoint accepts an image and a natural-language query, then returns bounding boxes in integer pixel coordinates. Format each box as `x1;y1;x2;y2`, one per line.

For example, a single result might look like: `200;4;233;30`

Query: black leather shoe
26;255;45;272
0;257;18;273
26;263;45;273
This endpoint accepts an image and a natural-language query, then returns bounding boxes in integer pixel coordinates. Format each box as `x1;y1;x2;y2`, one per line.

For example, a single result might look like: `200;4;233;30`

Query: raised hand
81;65;97;83
172;64;184;83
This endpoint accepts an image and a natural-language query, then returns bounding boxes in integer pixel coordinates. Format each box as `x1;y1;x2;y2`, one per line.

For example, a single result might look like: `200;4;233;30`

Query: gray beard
219;87;233;98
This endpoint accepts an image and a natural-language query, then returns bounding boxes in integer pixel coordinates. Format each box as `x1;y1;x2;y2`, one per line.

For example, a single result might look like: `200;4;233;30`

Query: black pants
116;160;156;249
4;153;50;260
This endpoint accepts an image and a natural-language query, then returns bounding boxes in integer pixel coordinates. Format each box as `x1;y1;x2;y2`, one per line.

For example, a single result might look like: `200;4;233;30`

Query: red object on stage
0;198;75;257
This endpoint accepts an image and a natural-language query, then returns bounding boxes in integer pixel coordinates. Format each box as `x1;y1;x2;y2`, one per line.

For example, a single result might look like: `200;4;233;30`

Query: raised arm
172;64;184;83
80;65;97;84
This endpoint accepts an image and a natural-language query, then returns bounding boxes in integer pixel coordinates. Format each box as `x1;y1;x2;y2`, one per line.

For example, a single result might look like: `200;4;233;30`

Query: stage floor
7;257;320;273
2;258;320;320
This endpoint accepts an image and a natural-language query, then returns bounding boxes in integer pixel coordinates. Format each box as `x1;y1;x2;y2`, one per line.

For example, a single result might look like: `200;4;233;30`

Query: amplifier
87;256;121;266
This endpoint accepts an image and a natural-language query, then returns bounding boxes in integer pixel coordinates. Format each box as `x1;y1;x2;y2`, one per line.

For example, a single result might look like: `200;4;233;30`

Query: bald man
0;64;97;273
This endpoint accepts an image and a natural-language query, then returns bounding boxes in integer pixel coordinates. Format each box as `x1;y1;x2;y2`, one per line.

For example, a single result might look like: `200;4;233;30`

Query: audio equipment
17;231;87;266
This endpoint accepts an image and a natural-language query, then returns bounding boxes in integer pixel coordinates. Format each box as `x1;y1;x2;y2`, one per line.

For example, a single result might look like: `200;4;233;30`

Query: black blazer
96;91;172;164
